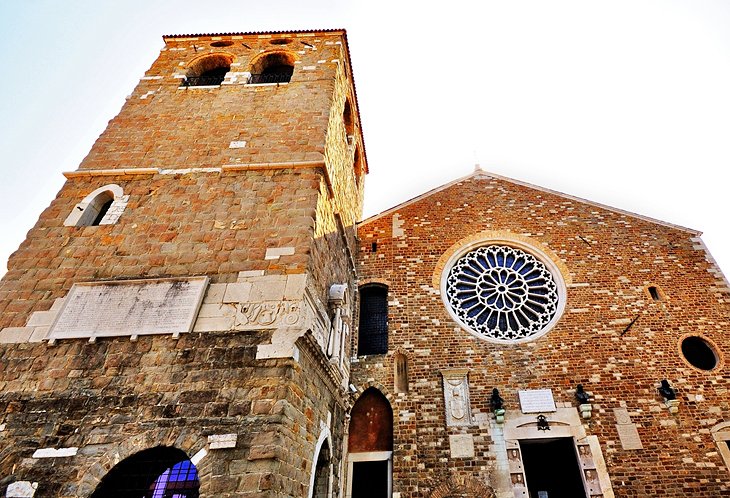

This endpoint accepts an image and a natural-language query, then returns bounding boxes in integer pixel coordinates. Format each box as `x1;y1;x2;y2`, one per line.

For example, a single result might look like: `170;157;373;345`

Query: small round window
680;336;718;371
444;244;562;342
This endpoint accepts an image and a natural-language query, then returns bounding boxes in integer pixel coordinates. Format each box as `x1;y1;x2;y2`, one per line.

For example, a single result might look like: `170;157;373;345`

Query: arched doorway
90;446;199;498
312;439;331;498
347;387;393;498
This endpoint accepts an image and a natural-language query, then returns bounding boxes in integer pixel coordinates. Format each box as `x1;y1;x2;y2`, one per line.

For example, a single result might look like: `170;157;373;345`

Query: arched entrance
90;446;199;498
312;439;331;498
347;387;393;498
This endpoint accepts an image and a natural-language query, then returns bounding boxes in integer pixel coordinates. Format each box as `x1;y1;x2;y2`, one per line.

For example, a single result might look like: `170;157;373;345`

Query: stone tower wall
0;30;363;498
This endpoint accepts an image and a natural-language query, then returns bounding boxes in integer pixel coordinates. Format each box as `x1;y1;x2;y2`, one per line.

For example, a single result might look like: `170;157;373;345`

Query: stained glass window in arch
445;245;560;341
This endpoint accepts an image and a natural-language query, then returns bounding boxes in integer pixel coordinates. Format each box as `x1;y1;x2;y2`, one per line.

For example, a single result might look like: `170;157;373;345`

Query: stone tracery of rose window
445;245;559;341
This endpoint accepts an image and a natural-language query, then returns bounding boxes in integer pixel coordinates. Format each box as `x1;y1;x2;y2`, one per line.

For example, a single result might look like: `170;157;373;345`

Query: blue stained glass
446;245;560;341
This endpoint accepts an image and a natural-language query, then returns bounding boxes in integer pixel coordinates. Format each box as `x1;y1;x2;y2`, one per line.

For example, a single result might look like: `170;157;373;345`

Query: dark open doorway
351;460;389;498
520;438;586;498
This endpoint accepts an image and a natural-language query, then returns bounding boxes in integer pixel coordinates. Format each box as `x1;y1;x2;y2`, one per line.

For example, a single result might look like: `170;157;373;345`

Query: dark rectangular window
358;285;388;355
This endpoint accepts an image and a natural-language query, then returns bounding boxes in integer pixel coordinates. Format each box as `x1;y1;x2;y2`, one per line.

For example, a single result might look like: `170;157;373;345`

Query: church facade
0;29;729;498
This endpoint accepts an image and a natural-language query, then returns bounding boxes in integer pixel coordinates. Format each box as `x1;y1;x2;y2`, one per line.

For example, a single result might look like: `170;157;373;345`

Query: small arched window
90;446;200;498
184;53;233;86
353;146;363;187
358;284;388;356
64;184;127;227
343;99;355;138
394;352;409;394
250;52;295;84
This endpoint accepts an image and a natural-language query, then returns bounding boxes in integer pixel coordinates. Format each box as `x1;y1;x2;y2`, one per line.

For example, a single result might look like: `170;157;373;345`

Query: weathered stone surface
47;277;208;341
5;481;38;498
0;30;358;498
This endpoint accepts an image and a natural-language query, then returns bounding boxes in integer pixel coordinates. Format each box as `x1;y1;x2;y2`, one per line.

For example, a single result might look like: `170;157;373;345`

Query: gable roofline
360;168;700;235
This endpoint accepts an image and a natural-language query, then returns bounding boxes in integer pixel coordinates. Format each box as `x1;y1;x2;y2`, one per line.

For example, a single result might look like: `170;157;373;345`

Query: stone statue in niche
441;370;472;427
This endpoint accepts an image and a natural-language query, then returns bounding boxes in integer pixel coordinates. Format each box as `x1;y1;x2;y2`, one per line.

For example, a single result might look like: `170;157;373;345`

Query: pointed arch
347;387;393;498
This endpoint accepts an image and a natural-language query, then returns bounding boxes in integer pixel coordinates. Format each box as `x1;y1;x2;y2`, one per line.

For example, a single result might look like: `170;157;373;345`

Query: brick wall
353;172;730;497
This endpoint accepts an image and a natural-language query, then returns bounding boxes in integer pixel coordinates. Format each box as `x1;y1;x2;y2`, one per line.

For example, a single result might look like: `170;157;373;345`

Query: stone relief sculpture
441;370;472;427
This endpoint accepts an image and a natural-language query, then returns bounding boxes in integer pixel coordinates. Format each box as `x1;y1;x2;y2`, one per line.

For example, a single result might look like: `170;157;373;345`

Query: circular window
270;38;293;45
210;41;234;47
680;336;718;371
445;245;562;342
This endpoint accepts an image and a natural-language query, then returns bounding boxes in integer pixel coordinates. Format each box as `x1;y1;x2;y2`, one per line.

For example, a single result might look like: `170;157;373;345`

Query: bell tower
0;30;364;497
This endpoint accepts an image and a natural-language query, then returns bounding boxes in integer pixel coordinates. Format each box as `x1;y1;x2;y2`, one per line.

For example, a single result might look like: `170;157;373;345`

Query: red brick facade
353;172;730;497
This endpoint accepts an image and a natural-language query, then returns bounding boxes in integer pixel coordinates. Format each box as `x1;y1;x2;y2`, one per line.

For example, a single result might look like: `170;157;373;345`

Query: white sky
1;1;729;279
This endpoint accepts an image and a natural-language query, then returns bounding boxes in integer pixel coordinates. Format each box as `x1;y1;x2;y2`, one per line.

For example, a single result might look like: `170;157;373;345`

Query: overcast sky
1;1;729;280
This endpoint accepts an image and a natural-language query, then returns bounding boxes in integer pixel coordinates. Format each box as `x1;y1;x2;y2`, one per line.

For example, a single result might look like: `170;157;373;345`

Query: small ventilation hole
648;286;661;301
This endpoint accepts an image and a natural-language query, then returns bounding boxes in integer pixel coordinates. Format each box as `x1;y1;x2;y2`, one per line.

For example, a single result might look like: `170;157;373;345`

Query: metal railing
248;72;292;84
182;75;226;87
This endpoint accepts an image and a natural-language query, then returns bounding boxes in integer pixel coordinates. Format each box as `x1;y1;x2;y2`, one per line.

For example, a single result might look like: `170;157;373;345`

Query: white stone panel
47;277;208;341
449;434;475;458
0;327;33;343
208;433;238;449
32;447;78;458
6;481;38;497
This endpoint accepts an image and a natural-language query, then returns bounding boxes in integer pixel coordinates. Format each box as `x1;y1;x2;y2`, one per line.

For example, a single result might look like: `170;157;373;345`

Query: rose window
445;245;560;341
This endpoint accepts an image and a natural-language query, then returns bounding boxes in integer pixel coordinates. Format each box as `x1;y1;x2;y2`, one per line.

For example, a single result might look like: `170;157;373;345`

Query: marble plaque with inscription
518;389;557;413
48;277;209;341
616;423;643;450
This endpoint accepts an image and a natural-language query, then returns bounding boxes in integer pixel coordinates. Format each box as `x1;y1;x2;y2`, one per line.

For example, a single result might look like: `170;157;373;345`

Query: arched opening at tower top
90;446;200;498
185;53;232;86
250;51;295;84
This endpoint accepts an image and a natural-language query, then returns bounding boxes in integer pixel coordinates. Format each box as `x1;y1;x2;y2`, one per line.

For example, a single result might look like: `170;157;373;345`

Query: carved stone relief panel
441;369;473;427
234;301;304;329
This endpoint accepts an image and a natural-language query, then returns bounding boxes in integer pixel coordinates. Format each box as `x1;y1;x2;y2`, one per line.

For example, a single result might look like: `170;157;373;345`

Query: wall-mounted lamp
658;379;680;414
536;414;550;431
490;388;506;424
575;384;593;419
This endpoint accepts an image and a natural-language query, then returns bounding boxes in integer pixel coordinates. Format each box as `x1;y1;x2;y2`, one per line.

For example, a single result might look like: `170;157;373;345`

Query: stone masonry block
249;276;287;302
26;310;58;327
198;303;237;319
29;326;49;342
49;297;66;311
264;246;296;260
223;283;252;304
192;316;235;333
205;283;227;303
284;274;307;301
0;327;32;343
